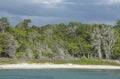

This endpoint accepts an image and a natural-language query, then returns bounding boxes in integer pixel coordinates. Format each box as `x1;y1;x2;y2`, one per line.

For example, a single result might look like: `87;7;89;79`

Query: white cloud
99;0;120;5
108;0;120;4
27;0;65;8
31;0;63;5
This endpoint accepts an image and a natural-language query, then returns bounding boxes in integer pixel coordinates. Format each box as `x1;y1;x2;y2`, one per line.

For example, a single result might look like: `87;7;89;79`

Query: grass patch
0;58;17;64
27;58;120;66
0;58;119;66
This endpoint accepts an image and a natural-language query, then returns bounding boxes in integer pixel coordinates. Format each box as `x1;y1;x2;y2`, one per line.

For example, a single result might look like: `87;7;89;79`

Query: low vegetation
0;58;119;66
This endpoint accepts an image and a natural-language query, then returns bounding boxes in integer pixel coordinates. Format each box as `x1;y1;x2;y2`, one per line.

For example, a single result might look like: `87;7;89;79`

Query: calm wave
0;69;120;79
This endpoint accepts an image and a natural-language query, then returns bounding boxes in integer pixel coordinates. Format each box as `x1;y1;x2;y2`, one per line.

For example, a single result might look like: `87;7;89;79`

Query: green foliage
0;33;5;54
114;19;120;28
0;17;120;62
7;26;27;38
16;19;31;29
112;37;120;59
16;52;23;58
44;53;54;58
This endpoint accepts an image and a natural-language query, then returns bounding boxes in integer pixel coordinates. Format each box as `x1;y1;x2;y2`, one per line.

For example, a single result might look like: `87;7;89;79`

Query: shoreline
0;63;120;69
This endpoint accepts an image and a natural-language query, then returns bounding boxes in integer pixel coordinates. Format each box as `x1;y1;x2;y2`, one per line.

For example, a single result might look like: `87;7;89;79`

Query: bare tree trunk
87;53;90;59
98;45;102;59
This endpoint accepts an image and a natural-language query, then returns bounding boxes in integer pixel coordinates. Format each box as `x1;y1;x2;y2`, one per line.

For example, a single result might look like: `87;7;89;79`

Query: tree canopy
0;17;120;60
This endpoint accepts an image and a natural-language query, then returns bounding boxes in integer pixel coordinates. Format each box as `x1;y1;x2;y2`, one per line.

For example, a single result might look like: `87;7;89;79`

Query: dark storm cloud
0;0;120;25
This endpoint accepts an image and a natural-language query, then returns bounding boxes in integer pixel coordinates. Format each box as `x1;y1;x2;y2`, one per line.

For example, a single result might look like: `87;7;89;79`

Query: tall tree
16;19;31;29
91;24;116;59
114;20;120;28
112;20;120;59
91;25;103;59
0;17;9;33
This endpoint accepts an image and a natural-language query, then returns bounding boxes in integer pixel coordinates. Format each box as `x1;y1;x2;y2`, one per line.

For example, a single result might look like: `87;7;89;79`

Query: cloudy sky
0;0;120;26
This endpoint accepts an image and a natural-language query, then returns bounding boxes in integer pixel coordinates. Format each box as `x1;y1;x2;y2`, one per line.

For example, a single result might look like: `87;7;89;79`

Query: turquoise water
0;69;120;79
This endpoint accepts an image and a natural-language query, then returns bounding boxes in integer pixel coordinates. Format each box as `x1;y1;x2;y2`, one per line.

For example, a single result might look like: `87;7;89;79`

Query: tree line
0;17;120;60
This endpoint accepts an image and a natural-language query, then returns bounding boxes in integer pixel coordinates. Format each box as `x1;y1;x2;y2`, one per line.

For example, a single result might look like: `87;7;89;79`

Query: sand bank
0;63;120;69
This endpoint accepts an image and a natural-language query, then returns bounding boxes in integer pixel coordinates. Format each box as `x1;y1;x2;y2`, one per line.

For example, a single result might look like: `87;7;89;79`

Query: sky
0;0;120;26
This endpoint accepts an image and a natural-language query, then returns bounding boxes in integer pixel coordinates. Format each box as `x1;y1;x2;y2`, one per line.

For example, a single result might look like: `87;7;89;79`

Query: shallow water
0;69;120;79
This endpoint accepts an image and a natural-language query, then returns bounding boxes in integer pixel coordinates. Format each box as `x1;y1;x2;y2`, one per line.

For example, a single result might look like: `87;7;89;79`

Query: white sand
0;63;120;69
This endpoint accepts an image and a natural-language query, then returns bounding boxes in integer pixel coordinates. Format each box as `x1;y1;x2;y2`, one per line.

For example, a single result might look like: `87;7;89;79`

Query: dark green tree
16;19;31;29
0;34;19;58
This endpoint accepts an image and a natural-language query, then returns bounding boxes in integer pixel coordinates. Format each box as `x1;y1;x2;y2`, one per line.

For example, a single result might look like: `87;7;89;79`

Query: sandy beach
0;63;120;69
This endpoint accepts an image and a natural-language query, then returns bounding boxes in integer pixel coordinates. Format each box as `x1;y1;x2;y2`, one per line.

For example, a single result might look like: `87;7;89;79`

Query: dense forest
0;17;120;60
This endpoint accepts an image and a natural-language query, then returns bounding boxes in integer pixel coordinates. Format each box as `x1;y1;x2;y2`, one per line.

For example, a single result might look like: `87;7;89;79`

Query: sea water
0;69;120;79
